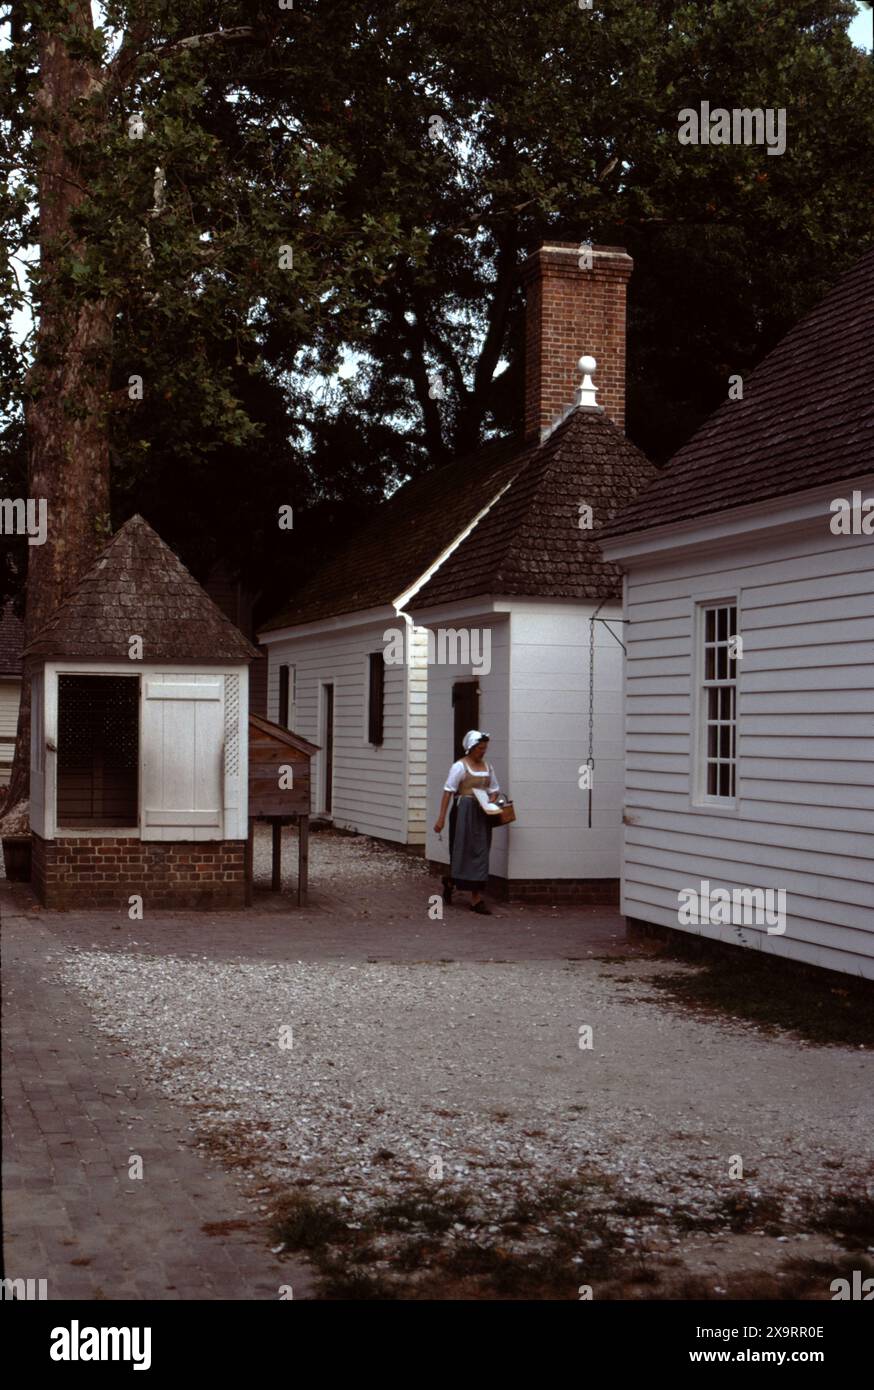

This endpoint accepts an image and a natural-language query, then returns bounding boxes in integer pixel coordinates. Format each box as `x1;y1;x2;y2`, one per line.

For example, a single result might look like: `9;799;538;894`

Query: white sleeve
487;764;500;794
443;760;465;793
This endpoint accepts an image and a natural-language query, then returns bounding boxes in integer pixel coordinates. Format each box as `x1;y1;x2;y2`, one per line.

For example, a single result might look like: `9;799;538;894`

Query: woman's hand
434;819;444;834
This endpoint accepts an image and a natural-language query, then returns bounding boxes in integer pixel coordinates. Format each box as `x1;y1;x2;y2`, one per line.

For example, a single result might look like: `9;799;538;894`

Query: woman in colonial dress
433;730;499;914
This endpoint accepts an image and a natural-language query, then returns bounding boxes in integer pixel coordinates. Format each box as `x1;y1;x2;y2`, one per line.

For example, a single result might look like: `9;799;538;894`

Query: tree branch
160;26;259;53
107;24;264;91
391;305;447;462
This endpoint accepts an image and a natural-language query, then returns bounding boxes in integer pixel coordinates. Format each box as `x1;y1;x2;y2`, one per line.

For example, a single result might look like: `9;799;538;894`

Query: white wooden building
408;394;652;901
0;604;23;786
600;247;874;978
258;610;430;846
25;515;256;909
260;244;657;900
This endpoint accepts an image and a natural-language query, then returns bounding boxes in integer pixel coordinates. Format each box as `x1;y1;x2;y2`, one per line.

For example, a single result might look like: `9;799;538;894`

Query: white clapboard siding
0;678;20;786
621;519;874;978
264;621;413;844
0;678;20;738
506;601;625;880
142;675;224;841
406;626;429;843
423;615;510;879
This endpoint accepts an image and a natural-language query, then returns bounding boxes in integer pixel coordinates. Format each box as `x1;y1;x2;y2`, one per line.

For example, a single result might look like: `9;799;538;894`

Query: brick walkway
1;893;315;1300
2;855;632;1301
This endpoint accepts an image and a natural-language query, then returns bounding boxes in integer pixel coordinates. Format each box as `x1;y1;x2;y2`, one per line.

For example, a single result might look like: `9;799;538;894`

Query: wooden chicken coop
247;713;319;905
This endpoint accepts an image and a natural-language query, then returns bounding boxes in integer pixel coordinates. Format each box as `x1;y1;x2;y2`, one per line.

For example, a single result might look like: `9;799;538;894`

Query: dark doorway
452;680;479;760
57;675;140;827
322;683;334;813
279;664;290;727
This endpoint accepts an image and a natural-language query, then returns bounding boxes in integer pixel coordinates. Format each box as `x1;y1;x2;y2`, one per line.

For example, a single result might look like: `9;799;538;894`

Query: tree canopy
1;0;872;623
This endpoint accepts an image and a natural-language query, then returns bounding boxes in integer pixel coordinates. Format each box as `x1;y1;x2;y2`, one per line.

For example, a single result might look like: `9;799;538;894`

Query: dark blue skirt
448;795;493;890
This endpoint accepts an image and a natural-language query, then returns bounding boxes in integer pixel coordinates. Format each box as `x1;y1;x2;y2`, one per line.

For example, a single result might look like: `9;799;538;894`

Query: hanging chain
587;598;607;829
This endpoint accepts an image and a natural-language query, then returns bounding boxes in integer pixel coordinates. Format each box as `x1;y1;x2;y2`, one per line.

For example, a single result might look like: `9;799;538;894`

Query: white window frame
692;596;740;810
53;669;142;837
40;661;248;841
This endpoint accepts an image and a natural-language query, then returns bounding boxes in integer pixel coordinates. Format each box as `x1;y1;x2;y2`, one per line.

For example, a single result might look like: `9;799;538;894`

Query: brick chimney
521;242;632;441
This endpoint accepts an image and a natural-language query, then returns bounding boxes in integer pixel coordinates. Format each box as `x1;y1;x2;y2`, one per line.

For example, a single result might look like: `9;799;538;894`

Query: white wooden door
141;676;224;840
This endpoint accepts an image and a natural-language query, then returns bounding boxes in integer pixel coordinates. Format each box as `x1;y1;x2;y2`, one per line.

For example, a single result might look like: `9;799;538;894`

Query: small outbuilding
26;514;258;910
247;713;318;905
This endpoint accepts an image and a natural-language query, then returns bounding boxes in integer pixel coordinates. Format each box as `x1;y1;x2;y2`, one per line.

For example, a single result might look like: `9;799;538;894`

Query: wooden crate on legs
247;713;318;906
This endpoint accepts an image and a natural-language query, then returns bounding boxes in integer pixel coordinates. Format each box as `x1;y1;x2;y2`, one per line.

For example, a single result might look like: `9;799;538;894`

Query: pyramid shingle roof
25;515;257;663
412;408;658;609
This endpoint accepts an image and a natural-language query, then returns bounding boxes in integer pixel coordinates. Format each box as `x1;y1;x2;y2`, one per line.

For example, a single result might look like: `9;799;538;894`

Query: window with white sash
697;602;738;802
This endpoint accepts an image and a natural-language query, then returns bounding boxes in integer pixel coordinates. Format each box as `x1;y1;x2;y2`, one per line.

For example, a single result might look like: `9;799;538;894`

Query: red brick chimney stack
521;242;632;442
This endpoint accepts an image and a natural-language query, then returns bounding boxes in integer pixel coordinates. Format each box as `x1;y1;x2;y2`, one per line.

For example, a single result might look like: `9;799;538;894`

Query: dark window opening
279;664;290;727
368;653;385;745
57;675;139;828
323;684;334;813
452;681;479;761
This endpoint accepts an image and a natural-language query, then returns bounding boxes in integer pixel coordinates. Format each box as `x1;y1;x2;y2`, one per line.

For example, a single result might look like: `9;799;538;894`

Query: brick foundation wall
522;242;632;440
32;834;246;911
428;861;619;906
491;876;620;906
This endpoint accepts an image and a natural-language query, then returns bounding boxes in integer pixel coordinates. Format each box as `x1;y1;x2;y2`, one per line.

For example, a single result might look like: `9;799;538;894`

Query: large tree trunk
3;5;112;816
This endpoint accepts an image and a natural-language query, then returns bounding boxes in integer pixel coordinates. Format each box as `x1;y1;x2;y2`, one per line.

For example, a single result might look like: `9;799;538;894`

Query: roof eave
599;470;874;563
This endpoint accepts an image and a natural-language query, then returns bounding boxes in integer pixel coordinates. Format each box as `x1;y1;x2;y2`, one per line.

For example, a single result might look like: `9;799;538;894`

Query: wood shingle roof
412;408;658;609
263;406;658;629
25;514;258;663
260;435;534;630
601;247;874;540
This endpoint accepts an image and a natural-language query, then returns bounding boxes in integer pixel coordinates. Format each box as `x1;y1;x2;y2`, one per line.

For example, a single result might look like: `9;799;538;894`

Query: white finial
575;354;599;409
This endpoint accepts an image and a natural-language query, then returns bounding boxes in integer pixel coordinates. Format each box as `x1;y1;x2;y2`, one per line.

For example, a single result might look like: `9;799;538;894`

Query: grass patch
612;1195;659;1218
266;1172;872;1300
715;1191;784;1234
316;1273;400;1301
809;1191;874;1250
441;1242;580;1298
646;949;874;1045
270;1192;349;1251
369;1189;473;1234
677;1252;874;1301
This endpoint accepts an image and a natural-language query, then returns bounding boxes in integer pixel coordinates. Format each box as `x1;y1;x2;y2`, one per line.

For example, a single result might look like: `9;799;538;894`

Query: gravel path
10;826;873;1295
56;949;873;1242
251;824;430;893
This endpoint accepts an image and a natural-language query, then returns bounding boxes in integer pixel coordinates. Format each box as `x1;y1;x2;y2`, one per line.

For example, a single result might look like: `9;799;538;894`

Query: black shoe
471;900;491;915
442;876;454;905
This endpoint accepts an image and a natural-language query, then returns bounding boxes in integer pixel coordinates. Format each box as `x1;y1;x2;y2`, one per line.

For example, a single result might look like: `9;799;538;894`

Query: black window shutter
279;665;290;727
368;653;385;745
